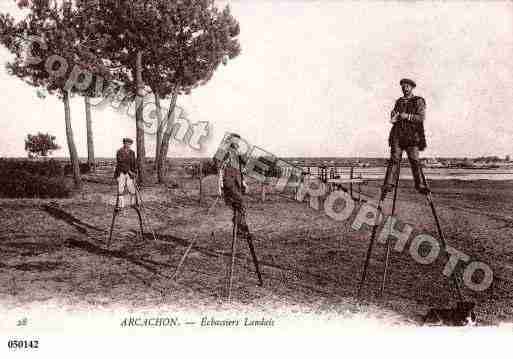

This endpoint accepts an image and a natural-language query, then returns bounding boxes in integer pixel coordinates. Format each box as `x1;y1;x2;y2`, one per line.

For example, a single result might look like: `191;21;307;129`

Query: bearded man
383;78;429;195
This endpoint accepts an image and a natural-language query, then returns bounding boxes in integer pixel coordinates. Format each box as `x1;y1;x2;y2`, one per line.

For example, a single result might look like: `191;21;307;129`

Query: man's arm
410;97;426;123
390;100;400;123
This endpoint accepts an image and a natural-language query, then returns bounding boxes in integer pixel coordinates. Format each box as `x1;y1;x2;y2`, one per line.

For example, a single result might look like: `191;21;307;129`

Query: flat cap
122;138;133;144
400;78;416;87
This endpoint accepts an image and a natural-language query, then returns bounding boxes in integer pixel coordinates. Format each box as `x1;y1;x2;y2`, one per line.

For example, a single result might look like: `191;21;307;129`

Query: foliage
0;158;70;198
0;170;71;198
63;161;90;175
1;0;242;186
0;0;112;189
0;158;64;177
74;0;241;182
2;2;86;96
189;159;218;178
473;156;503;163
24;132;60;157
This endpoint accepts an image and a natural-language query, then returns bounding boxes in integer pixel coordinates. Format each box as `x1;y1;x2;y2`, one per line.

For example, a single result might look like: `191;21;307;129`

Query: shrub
201;159;219;176
0;169;71;198
189;159;219;178
63;162;91;175
0;158;64;177
24;132;60;157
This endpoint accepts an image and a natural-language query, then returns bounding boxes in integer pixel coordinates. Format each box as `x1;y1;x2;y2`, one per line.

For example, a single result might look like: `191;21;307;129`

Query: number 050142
7;339;39;350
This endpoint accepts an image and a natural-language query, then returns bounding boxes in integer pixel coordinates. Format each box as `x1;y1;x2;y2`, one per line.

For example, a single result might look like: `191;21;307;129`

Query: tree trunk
198;161;203;204
157;88;178;183
63;91;82;189
85;96;95;172
134;51;145;185
154;92;163;170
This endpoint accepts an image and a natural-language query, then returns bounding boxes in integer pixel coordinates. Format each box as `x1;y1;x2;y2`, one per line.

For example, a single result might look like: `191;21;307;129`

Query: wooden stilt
134;206;145;241
420;167;464;302
172;234;200;281
379;164;401;297
245;234;263;286
227;215;238;301
358;161;466;305
357;162;391;299
107;194;120;248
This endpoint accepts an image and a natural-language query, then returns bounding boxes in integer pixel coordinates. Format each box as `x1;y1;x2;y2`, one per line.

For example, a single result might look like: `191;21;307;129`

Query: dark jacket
114;148;136;178
219;149;246;207
388;96;427;151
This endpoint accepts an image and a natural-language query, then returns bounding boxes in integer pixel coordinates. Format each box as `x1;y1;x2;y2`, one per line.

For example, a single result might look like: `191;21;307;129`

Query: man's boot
412;169;430;194
381;159;397;197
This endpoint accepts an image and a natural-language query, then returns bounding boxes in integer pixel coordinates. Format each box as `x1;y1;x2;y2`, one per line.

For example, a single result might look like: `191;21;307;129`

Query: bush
201;159;219;176
0;169;71;198
24;132;60;157
189;159;219;178
63;162;91;175
0;158;64;177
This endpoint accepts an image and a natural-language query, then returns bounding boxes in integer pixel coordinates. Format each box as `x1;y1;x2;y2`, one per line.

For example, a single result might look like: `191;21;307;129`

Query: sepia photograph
0;0;512;356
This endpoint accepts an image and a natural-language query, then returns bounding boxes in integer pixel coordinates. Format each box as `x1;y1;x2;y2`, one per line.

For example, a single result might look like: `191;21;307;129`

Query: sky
0;1;512;159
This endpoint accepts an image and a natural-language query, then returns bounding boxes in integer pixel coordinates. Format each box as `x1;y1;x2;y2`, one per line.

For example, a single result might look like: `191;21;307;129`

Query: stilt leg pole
134;184;158;241
379;165;401;297
107;209;118;248
134;206;145;241
227;212;238;301
172;234;199;281
245;234;263;286
357;197;384;299
357;163;391;299
350;166;354;198
419;167;464;302
107;195;120;248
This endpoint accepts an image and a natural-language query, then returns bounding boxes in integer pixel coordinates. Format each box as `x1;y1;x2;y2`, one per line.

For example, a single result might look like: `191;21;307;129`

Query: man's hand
399;112;409;120
242;180;248;194
390;112;399;124
128;171;136;179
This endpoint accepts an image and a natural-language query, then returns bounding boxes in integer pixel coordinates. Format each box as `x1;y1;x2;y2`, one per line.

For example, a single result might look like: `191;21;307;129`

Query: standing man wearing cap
383;78;428;194
217;133;250;236
216;133;263;288
114;138;137;207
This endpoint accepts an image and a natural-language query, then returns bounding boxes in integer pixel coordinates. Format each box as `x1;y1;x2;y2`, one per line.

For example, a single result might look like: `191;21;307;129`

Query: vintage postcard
0;0;512;357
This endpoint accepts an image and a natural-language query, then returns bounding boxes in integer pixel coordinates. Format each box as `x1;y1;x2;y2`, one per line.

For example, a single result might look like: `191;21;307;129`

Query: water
302;167;513;181
60;157;513;181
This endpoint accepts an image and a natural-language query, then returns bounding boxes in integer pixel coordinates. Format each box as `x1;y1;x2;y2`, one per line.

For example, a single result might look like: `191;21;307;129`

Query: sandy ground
1;167;513;326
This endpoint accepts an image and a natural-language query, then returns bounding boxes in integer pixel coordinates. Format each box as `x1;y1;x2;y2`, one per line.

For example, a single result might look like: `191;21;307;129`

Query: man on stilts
114;137;138;207
383;78;429;195
108;138;144;247
358;78;469;310
217;133;263;299
359;78;430;297
218;134;251;238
